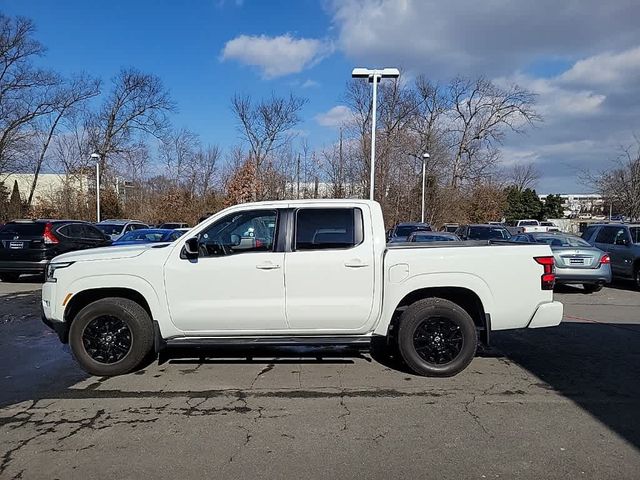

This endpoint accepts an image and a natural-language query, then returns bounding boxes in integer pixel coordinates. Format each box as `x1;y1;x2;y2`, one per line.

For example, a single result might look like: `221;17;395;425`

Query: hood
52;244;156;263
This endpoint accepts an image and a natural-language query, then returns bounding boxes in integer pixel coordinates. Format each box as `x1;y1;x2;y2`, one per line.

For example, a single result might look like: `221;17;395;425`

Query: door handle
256;262;280;270
344;259;369;268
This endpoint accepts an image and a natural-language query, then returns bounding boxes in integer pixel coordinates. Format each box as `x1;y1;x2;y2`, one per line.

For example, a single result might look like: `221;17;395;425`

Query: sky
1;0;639;193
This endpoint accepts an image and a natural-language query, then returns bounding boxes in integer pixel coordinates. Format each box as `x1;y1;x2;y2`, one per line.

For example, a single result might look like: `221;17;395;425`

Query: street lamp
351;67;400;200
91;153;101;222
411;152;430;223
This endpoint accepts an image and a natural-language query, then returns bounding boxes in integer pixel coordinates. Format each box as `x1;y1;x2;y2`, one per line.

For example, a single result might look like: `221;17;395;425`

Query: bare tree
0;15;60;174
26;74;100;206
447;77;540;187
231;92;307;200
89;68;174;172
508;162;540;192
593;138;640;220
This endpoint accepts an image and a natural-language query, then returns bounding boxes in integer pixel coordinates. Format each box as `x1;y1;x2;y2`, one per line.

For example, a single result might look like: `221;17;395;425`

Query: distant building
538;193;604;218
0;173;89;206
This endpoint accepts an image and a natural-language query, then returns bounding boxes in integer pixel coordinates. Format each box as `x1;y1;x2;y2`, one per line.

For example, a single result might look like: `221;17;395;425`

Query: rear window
0;223;45;236
468;226;511;240
395;225;430;236
519;221;539;226
295;208;363;250
96;224;124;235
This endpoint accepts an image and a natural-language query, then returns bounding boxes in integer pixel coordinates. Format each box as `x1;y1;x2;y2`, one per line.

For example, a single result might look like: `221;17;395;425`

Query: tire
69;297;155;376
397;298;477;377
0;273;20;282
635;267;640;291
583;284;603;293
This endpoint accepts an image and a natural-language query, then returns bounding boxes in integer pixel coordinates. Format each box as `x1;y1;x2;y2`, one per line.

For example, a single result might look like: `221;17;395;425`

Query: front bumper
0;259;48;273
528;301;563;328
41;281;68;342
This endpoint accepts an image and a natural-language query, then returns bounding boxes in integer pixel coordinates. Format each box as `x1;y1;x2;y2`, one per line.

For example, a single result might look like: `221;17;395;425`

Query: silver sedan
511;232;612;293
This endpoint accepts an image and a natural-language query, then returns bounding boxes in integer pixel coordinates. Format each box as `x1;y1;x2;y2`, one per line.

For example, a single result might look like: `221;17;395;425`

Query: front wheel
634;267;640;291
397;298;477;377
69;297;155;376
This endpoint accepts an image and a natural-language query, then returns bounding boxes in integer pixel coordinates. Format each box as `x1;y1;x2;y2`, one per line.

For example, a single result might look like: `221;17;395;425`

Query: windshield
395;225;430;236
468;226;511;240
96;224;124;235
519;220;539;226
533;234;590;247
118;230;167;242
628;227;639;243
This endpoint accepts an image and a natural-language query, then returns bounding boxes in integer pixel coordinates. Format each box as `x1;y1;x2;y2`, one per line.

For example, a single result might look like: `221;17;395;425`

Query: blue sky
2;0;639;192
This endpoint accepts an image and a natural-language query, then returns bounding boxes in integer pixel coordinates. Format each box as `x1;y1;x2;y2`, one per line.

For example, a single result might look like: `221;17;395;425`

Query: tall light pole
351;67;400;200
420;152;430;224
91;153;101;222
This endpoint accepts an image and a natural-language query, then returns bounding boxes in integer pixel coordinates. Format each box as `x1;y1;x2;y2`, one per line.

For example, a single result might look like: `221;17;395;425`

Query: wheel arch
381;286;491;346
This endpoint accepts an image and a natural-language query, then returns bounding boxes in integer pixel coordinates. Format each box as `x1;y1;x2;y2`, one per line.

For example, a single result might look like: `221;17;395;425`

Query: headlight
46;262;74;283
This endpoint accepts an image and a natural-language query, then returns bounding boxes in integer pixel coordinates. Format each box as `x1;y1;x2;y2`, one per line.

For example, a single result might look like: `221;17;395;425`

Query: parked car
511;232;611;292
441;223;459;233
515;219;547;233
455;224;512;241
158;222;189;229
407;231;460;242
0;220;110;282
112;228;186;246
95;219;149;241
388;222;432;243
540;221;560;232
42;199;562;378
582;223;640;289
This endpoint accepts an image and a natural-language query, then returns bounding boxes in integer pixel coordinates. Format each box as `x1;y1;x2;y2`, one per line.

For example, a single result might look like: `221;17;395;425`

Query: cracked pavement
0;279;639;479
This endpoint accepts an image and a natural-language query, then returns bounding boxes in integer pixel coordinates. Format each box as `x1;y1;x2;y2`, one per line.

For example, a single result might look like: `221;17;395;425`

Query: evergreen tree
542;194;565;219
8;180;22;219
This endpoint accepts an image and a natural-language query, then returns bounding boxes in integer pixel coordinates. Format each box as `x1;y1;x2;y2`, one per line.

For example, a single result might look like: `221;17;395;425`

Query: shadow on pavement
0;291;89;408
492;321;640;451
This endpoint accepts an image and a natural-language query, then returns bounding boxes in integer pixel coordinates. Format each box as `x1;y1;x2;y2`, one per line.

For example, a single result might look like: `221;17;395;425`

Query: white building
539;193;604;218
1;173;89;204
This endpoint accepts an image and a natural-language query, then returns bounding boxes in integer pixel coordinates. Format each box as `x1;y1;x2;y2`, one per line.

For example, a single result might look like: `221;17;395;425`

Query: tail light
534;256;555;290
43;223;59;245
599;254;610;265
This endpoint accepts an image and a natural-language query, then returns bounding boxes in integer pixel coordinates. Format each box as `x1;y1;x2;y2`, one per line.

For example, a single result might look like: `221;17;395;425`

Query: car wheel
397;298;477;377
583;284;603;293
635;267;640;291
0;273;20;282
69;297;155;376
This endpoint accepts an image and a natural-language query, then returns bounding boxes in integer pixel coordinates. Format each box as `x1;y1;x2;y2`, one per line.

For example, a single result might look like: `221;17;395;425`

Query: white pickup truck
41;200;563;377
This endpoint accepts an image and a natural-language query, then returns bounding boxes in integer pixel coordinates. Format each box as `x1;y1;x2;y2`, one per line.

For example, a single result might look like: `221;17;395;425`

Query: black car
0;220;111;282
455;224;512;241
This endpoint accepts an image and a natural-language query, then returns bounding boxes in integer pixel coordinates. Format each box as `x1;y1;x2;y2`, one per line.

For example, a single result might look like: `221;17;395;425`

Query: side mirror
184;237;199;256
230;234;241;246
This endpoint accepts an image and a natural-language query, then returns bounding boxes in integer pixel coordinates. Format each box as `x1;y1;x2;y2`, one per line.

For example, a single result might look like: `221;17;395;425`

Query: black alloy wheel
82;316;133;364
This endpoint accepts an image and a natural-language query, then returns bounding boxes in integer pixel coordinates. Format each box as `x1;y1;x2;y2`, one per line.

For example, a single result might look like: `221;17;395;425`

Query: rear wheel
0;273;20;282
583;284;603;293
69;297;154;376
397;298;477;377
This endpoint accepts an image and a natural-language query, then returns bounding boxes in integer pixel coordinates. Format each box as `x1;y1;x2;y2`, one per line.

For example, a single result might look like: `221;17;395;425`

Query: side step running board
165;335;373;349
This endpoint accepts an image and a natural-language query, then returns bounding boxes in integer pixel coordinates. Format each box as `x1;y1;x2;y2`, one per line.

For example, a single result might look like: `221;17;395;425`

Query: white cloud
328;0;640;78
301;79;320;88
315;105;354;128
221;34;333;79
558;46;640;89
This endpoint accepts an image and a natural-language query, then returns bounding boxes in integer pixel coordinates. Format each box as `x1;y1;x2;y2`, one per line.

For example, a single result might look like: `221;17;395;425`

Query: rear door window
295;208;363;250
595;226;619;244
81;224;107;240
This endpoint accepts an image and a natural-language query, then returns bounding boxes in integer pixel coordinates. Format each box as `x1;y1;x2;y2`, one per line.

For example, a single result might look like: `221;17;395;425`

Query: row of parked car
387;221;640;292
0;218;190;282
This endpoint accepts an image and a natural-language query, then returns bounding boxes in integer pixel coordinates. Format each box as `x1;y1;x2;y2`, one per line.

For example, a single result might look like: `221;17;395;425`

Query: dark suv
0;220;111;282
582;223;640;289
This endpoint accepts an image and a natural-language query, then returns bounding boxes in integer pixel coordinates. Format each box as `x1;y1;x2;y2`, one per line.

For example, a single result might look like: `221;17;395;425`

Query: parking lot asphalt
0;279;639;479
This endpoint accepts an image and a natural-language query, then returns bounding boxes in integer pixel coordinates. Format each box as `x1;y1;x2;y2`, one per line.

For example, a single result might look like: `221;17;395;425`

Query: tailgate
0;223;47;260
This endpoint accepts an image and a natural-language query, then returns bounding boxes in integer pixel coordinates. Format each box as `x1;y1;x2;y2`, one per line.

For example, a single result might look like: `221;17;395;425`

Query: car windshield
395;225;429;236
629;227;640;243
533;234;590;247
118;230;167;242
96;224;124;235
520;220;538;226
412;234;456;242
468;226;511;240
